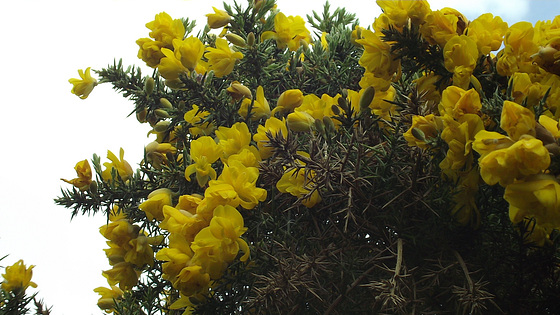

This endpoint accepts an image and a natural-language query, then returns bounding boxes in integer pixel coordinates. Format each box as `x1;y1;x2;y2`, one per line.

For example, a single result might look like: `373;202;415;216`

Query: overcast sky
0;0;558;314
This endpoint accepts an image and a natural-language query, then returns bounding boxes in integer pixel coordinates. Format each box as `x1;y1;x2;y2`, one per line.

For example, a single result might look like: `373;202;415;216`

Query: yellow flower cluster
1;260;37;293
98;208;163;292
394;5;560;242
135;11;244;82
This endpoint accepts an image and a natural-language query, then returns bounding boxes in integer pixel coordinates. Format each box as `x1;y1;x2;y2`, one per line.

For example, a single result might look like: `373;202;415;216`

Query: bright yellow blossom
356;30;400;81
287;111;315;132
69;67;97;99
466;13;508;56
206;7;231;29
1;260;37;292
102;261;140;290
101;148;134;183
145;12;185;48
184;105;216;136
254;117;288;159
185;136;223;187
438;86;482;120
500;100;536;140
139;188;174;221
261;12;311;51
136;38;165;68
403;114;441;149
215;122;252;159
208;160;267;210
420;10;459;46
439;114;484;172
205;38;244;78
505;174;560;233
173;36;205;72
227;81;252;101
94;285;123;313
238;86;271;121
443;35;479;89
160;204;207;242
277;167;322;208
61;159;92;191
477;135;550;186
272;89;304;115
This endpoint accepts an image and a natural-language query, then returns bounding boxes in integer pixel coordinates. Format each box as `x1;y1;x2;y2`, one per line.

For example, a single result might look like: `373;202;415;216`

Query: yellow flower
254;117;288;159
158;48;188;81
403;114;441;149
1;260;37;292
68;67;97;99
320;32;329;50
156;233;194;282
238;86;271;121
261;12;311;51
184;105;216;136
227;146;262;168
505;175;560;232
160;204;207;242
102;261;140;290
356;30;400;81
539;115;560;138
101;148;134;183
205;38;244;78
215;122;252;159
145;141;177;169
443;35;479;89
496;22;539;76
509;72;547;107
466;13;508;56
185;136;222;187
61;159;92;191
208;160;267;210
500;100;536;140
206;7;231;29
472;130;515;158
277;167;322;208
173;36;205;72
272;89;304;115
136;38;165;68
227;81;252;101
94;285;123;313
139;188;174;221
438;86;482;120
478;136;550;186
287;111;315;132
439;114;484;172
145;12;185;48
376;0;430;28
420;10;459;46
193;205;250;263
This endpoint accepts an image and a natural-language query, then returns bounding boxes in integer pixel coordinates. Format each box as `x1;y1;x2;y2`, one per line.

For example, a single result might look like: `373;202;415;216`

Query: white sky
0;0;558;314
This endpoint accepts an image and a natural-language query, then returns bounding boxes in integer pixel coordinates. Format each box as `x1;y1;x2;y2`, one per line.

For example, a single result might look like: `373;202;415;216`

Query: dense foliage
47;0;560;314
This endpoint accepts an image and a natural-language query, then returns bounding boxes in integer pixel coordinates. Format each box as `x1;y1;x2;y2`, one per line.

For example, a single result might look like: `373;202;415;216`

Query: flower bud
536;123;557;145
159;98;173;109
154;120;171;133
89;181;98;194
227;81;252;100
136;107;148;123
360;86;375;110
154;109;171;119
331;104;341;116
206;7;231;29
545;143;560;156
287;111;315;132
247;32;255;47
411;127;426;141
144;77;155;96
323;116;336;134
314;118;325;134
225;33;246;47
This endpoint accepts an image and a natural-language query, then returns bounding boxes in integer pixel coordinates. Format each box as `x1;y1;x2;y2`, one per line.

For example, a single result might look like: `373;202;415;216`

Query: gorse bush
48;0;560;314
